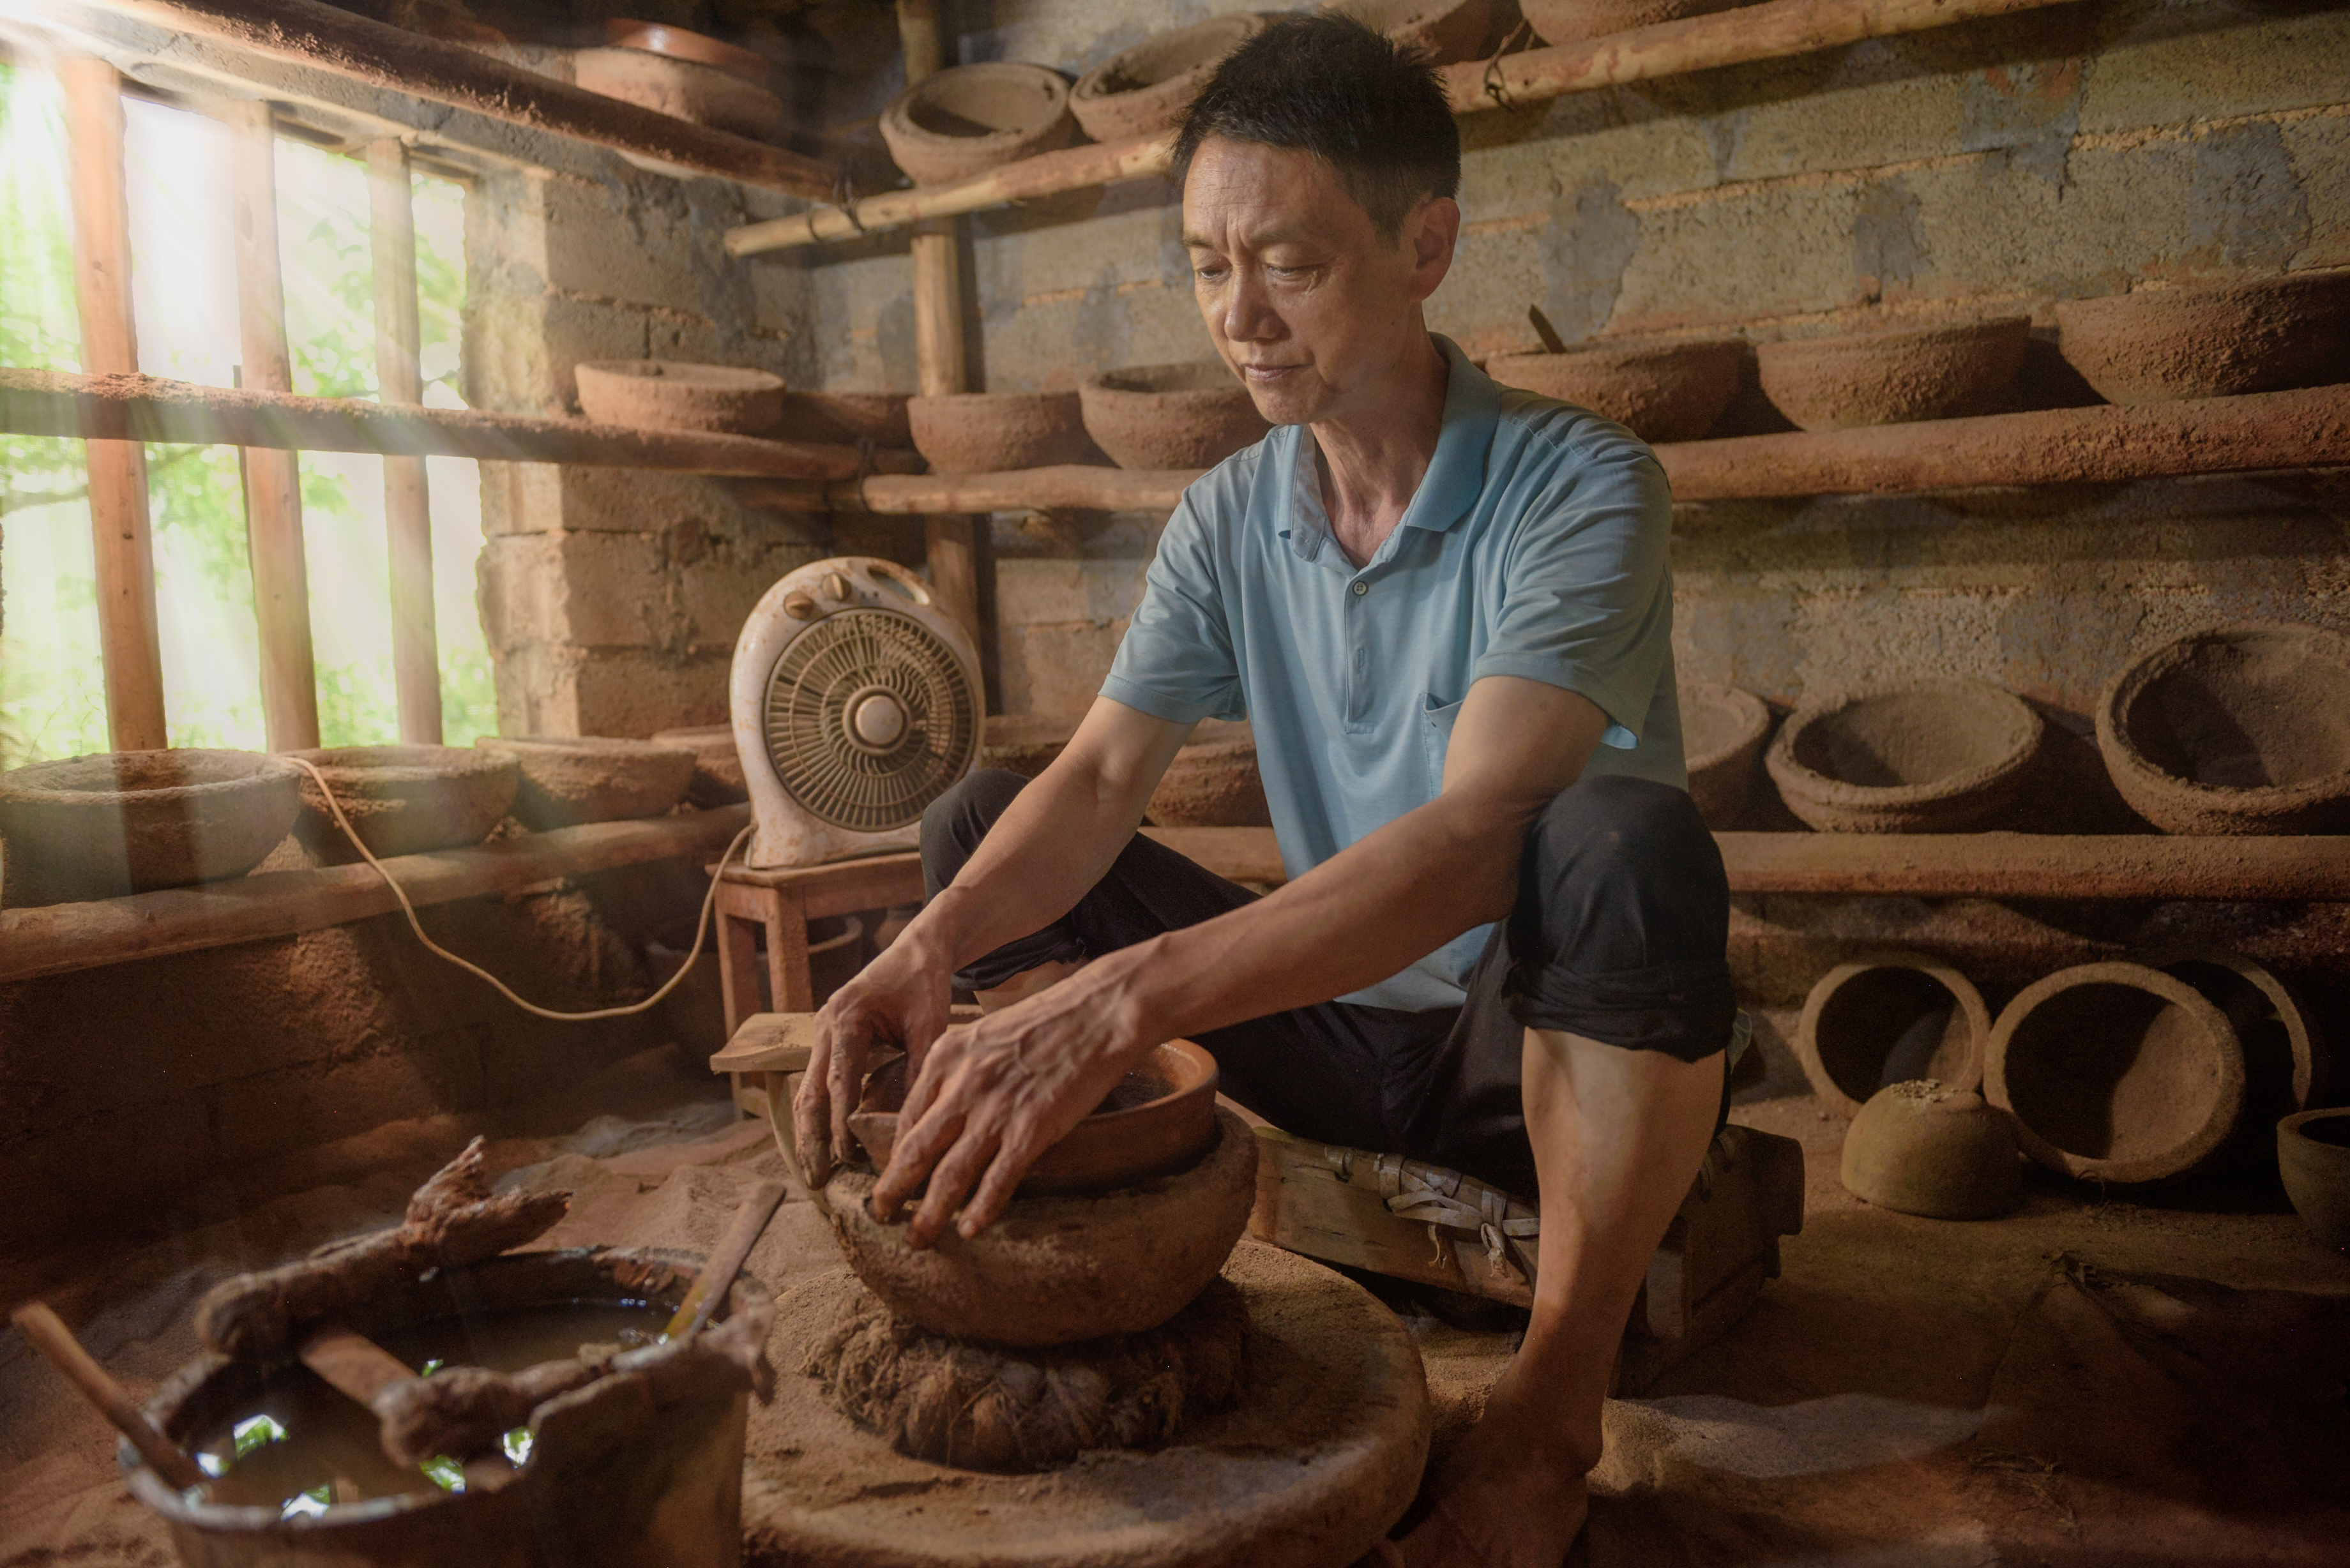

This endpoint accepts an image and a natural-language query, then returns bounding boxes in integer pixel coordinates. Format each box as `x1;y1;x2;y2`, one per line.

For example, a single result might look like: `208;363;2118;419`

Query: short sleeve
1100;489;1246;724
1471;430;1674;749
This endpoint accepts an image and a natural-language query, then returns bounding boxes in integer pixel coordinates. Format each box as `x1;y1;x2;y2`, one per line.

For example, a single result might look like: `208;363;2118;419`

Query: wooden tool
10;1301;208;1489
663;1179;789;1341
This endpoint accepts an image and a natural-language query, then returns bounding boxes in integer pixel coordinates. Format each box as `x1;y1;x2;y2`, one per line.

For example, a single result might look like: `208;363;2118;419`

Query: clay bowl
908;389;1090;472
1080;361;1270;471
603;18;768;82
474;735;697;830
2149;947;2328;1135
1071;13;1268;143
880;63;1075;188
1486;337;1743;444
1756;317;2031;430
1680;681;1771;829
1147;718;1271;828
824;1104;1260;1346
2054;273;2350;403
776;390;913;448
285;744;519;861
1320;0;1499;64
651;723;748;806
1766;677;2042;833
1797;953;1990;1118
574;360;784;435
573;47;784;141
980;712;1079;778
0;749;302;901
1524;0;1740;43
1986;961;2246;1185
2278;1109;2350;1253
1840;1080;2023;1220
2096;622;2350;835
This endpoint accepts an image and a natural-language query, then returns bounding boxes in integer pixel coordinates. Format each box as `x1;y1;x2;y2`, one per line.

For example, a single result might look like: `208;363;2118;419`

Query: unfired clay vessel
1797;953;1990;1118
1756;317;2030;430
0;749;302;901
2278;1108;2350;1253
575;360;784;435
1487;337;1743;444
1680;681;1771;829
1524;0;1738;43
880;63;1075;186
2151;947;2328;1132
2095;622;2350;835
1766;677;2043;833
286;744;519;861
776;391;913;448
474;735;697;829
1149;719;1271;827
2054;273;2350;403
651;723;749;806
908;389;1091;472
1986;960;2245;1185
1321;0;1500;64
603;19;768;81
1840;1080;2023;1220
1080;362;1270;471
573;46;785;140
1070;13;1268;142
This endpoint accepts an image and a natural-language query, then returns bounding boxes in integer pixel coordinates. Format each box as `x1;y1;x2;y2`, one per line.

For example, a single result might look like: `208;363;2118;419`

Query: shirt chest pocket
1421;692;1465;794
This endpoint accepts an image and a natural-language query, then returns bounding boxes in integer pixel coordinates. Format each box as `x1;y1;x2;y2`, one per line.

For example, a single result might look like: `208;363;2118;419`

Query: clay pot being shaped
1680;681;1771;829
0;750;303;903
880;63;1075;187
908;389;1090;472
1080;361;1271;471
1320;0;1500;64
1756;317;2031;430
1766;677;2043;833
1524;0;1738;44
1070;13;1267;143
574;360;784;435
286;744;520;861
573;47;785;140
2054;273;2350;404
651;724;748;806
824;1104;1259;1346
1796;954;1990;1118
1148;719;1271;827
980;712;1079;778
2149;948;2328;1138
1486;337;1743;444
2278;1108;2350;1253
2096;622;2350;836
474;735;697;829
1986;961;2246;1185
1840;1079;2024;1219
775;390;912;448
603;18;768;81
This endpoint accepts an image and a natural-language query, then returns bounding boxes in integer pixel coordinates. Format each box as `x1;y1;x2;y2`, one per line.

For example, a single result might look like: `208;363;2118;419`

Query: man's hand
791;937;955;1187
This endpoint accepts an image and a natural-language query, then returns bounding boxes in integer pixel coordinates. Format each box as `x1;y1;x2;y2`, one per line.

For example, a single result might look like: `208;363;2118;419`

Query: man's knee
1528;773;1717;892
920;767;1029;893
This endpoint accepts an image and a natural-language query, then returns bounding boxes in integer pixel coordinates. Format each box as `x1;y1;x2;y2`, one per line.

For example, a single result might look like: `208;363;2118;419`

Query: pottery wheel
743;1240;1431;1568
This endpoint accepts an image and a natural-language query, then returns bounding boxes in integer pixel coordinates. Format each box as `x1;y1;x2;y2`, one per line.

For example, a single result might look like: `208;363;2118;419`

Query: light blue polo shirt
1102;335;1685;1011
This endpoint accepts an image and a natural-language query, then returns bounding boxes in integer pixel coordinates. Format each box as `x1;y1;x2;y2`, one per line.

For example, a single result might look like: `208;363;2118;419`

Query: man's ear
1406;195;1461;301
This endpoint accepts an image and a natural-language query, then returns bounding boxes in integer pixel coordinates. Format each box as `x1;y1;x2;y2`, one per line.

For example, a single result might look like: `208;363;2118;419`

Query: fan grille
762;606;977;832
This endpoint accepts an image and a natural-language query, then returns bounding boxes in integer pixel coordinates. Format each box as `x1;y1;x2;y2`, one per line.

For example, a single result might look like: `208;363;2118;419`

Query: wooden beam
57;57;168;752
368;138;441;745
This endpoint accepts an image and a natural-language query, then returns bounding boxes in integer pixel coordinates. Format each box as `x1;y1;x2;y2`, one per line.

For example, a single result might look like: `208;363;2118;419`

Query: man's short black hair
1172;12;1461;242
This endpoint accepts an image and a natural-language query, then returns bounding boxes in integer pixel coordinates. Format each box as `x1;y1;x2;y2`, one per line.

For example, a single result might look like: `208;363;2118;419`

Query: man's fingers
955;1124;1046;1239
906;1120;1004;1248
870;1090;967;1217
827;1016;870;1168
791;1032;834;1187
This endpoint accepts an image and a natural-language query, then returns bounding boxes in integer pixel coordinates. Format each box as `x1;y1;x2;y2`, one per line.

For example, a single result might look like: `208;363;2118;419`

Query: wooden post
225;98;321;751
367;139;441;744
57;58;168;753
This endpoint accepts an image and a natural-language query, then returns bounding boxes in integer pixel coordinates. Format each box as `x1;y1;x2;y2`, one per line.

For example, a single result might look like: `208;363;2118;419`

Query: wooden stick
57;57;168;752
662;1180;789;1341
368;139;442;746
10;1302;208;1490
298;1323;416;1405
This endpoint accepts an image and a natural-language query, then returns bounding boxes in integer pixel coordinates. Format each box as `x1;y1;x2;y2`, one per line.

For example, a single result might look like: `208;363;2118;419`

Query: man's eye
1194;264;1227;282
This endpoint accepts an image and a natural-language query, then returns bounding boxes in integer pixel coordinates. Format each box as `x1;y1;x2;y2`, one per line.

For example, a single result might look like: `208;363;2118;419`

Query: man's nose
1220;266;1282;344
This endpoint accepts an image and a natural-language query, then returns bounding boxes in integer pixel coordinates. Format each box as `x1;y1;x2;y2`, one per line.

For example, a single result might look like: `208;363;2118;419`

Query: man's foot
1393;1406;1591;1567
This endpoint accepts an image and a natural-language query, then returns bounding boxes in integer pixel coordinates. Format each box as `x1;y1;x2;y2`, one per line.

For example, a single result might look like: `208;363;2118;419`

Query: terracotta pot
1148;719;1271;827
651;723;748;806
1070;13;1268;143
1680;680;1771;829
2278;1108;2350;1253
1986;961;2246;1185
824;1106;1259;1346
2148;947;2328;1134
573;47;785;140
775;390;912;448
1766;677;2043;833
980;713;1079;778
1840;1080;2023;1219
474;735;697;829
1797;954;1990;1118
907;389;1089;472
573;360;784;435
1080;361;1270;471
2095;621;2350;836
2054;272;2350;404
879;63;1075;187
603;18;768;82
1320;0;1502;64
1486;337;1743;444
1524;0;1740;43
285;744;519;861
1756;317;2031;430
0;749;302;901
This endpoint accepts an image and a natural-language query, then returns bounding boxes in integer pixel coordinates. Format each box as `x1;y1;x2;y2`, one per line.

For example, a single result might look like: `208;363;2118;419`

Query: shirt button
1351;580;1368;596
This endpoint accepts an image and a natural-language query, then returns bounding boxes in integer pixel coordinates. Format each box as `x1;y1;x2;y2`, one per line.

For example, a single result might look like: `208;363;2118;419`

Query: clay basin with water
0;749;302;903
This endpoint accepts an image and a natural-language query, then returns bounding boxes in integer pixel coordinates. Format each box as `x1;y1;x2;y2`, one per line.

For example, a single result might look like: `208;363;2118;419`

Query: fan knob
824;571;851;602
846;687;909;751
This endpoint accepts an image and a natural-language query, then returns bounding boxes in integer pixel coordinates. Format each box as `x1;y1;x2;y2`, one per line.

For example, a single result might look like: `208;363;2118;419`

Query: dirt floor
4;1043;2346;1567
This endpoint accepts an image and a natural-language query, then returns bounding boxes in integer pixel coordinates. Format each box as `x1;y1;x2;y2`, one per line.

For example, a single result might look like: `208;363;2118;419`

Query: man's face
1182;137;1459;428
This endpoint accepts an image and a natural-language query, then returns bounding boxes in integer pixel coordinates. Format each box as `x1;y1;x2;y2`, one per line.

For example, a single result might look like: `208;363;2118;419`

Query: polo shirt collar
1280;335;1501;563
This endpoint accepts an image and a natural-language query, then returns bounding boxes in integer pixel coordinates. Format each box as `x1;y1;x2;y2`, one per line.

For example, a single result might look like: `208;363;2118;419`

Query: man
795;15;1736;1565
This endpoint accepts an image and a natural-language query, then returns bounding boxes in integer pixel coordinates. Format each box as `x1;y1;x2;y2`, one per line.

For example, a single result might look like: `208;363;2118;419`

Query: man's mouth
1241;363;1304;383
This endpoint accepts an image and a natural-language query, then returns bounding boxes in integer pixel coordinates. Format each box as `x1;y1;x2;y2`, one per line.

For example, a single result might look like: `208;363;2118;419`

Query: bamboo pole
57;57;168;753
368;139;440;745
225;98;319;751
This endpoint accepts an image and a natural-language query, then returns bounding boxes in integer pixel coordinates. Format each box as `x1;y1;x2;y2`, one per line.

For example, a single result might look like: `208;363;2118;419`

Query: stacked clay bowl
1796;953;1991;1118
1756;317;2030;430
575;360;784;434
1320;0;1499;64
1840;1080;2023;1219
2151;947;2328;1134
1526;0;1741;45
1080;361;1270;471
908;389;1091;472
2278;1108;2350;1253
286;744;519;861
474;735;697;829
1680;681;1772;829
1071;12;1266;142
651;723;749;806
1766;676;2043;833
2054;272;2350;403
573;41;783;141
2096;622;2350;834
881;63;1075;186
775;390;912;448
0;749;302;902
1487;337;1743;444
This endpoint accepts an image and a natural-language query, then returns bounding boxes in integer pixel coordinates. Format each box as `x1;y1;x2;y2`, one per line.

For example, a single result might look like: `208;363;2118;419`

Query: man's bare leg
973;958;1086;1014
1398;1030;1724;1567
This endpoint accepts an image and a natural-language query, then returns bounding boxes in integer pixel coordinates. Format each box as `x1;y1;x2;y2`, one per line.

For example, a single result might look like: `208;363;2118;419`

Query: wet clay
1765;676;2043;833
908;389;1091;472
1321;0;1499;65
2055;273;2350;403
1070;14;1267;142
1485;337;1743;443
573;359;785;435
285;744;520;861
2278;1109;2350;1253
1148;720;1271;828
777;390;914;448
572;47;785;141
0;748;301;902
1079;362;1270;471
881;63;1075;186
1524;0;1741;45
1796;953;1990;1117
1679;680;1772;829
1839;1079;2023;1220
1756;317;2031;430
651;724;749;806
473;735;697;829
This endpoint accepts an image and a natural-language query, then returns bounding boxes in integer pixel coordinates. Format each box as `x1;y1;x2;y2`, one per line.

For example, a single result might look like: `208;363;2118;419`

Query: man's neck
1310;331;1450;570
